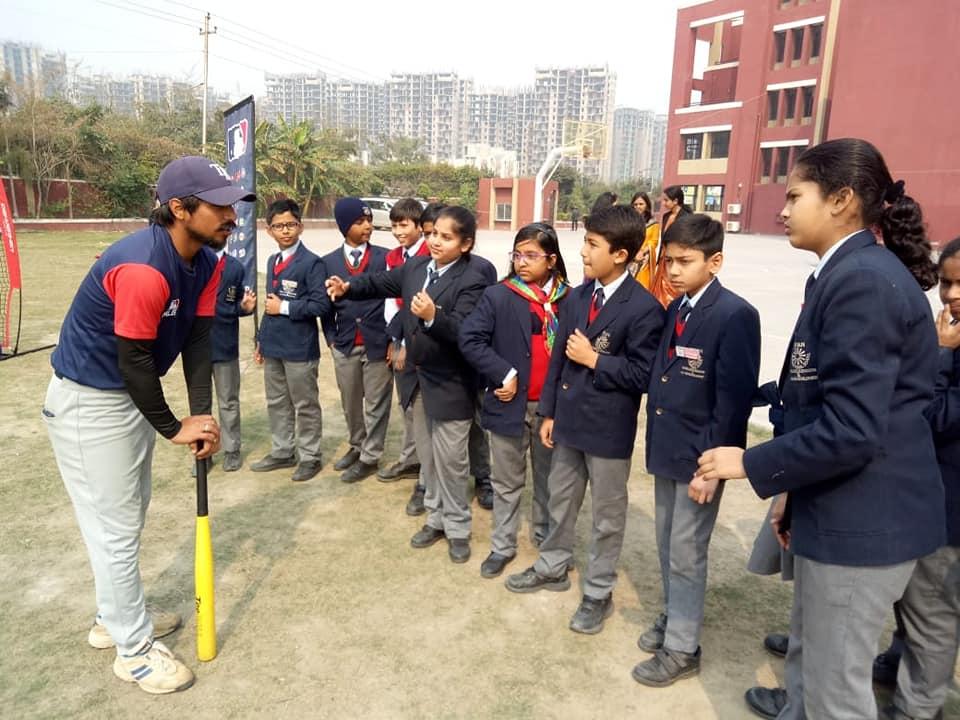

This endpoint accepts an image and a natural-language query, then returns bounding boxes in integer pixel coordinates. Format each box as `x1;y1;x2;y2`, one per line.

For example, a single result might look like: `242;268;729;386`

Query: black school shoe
638;612;667;652
475;479;494;510
250;454;297;472
333;447;361;471
505;566;571;594
410;525;444;548
341;460;378;484
763;632;789;658
744;687;787;719
448;538;471;563
480;552;514;578
873;649;902;687
377;461;420;482
405;484;426;516
291;460;323;482
569;594;614;635
631;646;701;687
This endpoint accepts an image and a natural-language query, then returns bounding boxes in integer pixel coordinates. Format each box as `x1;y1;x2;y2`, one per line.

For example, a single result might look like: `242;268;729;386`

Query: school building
663;0;960;243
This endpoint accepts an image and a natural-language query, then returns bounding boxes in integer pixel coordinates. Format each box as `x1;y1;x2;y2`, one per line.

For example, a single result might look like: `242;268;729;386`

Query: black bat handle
196;441;209;518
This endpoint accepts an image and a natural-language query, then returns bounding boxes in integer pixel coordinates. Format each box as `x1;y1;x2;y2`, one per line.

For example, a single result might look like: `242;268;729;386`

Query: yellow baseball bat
195;448;217;661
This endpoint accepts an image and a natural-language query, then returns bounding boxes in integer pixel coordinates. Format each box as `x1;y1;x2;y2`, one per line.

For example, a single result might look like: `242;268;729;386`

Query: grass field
0;231;955;719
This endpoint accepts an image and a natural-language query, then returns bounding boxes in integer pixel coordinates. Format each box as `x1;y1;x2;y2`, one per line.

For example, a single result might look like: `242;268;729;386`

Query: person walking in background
571;206;581;232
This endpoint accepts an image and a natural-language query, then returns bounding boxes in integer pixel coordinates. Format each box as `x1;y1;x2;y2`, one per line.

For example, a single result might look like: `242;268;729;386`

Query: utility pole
200;12;217;154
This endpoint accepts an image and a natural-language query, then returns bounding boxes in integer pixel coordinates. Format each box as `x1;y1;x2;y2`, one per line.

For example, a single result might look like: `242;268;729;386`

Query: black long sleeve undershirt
116;317;213;439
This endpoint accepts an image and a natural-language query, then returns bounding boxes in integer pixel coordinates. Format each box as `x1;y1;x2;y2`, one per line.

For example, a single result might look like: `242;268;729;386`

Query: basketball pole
534;145;579;223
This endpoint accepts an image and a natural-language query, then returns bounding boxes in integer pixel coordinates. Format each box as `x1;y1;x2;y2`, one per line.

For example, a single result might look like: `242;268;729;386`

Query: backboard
561;119;607;160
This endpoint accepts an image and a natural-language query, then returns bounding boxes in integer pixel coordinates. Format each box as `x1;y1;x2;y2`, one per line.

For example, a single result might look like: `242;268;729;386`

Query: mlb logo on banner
227;118;249;162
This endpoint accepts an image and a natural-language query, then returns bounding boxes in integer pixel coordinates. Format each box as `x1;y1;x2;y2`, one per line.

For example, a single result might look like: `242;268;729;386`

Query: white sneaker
113;639;195;694
88;606;182;649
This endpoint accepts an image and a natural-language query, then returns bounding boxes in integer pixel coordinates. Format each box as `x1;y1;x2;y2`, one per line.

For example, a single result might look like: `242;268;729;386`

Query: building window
496;203;512;221
801;85;815;120
681;185;699;210
809;23;823;59
709;131;730;159
760;148;773;184
791;28;805;63
704;185;724;213
775;147;791;183
767;90;780;123
683;134;703;160
784;87;798;121
773;31;787;65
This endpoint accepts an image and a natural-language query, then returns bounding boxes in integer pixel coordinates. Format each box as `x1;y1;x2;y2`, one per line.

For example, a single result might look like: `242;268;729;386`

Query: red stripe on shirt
102;263;171;340
197;256;224;317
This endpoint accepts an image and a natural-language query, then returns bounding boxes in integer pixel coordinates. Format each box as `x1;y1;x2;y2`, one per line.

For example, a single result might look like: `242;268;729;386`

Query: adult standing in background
649;186;689;307
630;191;660;290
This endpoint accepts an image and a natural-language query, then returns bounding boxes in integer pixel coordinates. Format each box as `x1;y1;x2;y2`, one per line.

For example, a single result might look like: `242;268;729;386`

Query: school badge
592;331;611;355
789;340;818;382
680;350;706;379
225;285;237;303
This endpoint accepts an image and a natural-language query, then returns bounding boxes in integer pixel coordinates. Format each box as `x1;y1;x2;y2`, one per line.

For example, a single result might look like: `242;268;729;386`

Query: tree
370;135;427;165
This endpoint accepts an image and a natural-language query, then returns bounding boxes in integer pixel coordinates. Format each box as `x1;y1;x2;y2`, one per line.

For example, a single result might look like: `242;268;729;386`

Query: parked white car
360;197;396;229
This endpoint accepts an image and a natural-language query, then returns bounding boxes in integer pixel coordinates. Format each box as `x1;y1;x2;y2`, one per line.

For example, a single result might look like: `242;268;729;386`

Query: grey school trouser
411;393;472;540
212;358;241;453
654;475;725;654
331;345;393;465
488;401;551;556
778;555;915;720
534;444;631;599
893;545;960;719
263;356;323;463
43;374;156;655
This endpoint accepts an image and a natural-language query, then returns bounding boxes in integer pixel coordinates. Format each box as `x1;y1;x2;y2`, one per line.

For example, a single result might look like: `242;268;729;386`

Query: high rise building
263;72;326;125
650;114;668;182
386;72;472;161
662;0;958;240
610;108;659;184
1;41;67;99
324;79;385;148
529;66;617;180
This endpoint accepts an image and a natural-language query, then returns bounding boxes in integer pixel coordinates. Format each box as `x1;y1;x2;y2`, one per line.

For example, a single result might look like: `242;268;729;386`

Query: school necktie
676;298;692;336
403;250;410;262
803;274;817;306
428;268;440;286
350;249;362;268
588;287;604;325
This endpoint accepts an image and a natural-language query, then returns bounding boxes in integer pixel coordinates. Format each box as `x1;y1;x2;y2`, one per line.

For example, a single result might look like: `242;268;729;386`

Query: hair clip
883;179;906;204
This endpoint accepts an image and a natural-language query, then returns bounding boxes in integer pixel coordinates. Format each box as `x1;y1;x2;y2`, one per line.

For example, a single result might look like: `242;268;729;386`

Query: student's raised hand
240;289;257;312
539;417;555;449
936;307;960;348
696;446;747;482
325;275;350;300
253;343;264;366
494;375;518;403
411;291;436;322
688;474;720;504
566;328;599;369
394;344;406;371
770;493;791;550
264;293;282;315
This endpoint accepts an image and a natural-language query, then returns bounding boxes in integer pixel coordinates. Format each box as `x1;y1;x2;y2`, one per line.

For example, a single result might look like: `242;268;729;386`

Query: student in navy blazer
322;198;394;483
460;223;572;578
885;236;960;720
326;206;492;563
210;249;256;471
696;139;945;719
251;199;330;483
505;205;665;636
633;214;761;687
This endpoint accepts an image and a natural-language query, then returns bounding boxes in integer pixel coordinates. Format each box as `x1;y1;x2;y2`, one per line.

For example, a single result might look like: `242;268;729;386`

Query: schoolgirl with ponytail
459;223;570;578
693;138;945;718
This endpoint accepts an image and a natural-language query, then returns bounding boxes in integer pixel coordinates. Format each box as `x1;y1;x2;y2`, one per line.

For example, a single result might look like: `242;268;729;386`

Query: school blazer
459;282;569;437
926;346;960;547
538;277;665;459
211;253;254;364
321;245;390;361
259;246;330;361
346;254;491;421
645;280;761;481
743;230;946;566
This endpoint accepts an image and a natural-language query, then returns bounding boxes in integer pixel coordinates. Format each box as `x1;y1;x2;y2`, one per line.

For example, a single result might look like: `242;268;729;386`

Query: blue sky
5;0;698;111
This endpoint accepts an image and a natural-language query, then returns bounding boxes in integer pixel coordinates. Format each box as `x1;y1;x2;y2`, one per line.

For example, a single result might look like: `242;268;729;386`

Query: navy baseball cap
156;155;256;206
334;197;373;236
